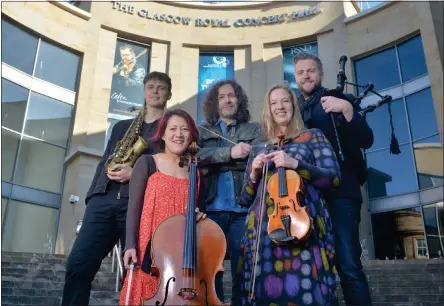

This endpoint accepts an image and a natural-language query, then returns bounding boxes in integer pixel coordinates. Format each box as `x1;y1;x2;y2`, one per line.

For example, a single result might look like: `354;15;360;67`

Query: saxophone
104;106;148;173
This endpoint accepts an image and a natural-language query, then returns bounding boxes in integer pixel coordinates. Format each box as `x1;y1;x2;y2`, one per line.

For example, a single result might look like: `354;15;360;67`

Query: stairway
2;251;443;305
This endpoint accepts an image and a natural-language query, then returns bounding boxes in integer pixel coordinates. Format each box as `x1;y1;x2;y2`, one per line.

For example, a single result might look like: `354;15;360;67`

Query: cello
141;142;227;306
249;133;313;300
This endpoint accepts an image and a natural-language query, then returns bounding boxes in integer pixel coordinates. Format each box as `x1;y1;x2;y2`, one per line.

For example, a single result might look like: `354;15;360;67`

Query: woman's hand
123;248;137;270
265;150;299;169
250;153;267;181
195;208;207;223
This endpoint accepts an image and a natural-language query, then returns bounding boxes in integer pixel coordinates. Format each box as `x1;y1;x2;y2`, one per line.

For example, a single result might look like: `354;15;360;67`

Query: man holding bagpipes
292;52;393;306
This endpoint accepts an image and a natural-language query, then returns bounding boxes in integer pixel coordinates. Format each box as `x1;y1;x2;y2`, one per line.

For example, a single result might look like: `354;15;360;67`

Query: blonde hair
261;83;306;142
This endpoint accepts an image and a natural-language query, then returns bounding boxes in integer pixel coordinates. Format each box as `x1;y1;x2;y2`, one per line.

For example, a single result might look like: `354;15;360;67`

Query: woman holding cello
232;83;341;306
119;109;226;305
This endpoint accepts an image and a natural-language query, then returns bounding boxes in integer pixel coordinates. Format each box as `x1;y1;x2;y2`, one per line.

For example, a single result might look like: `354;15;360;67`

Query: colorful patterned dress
232;128;341;306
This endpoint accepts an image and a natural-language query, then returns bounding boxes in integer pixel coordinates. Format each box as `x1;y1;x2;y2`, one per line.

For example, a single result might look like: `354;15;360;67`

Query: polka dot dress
232;129;340;306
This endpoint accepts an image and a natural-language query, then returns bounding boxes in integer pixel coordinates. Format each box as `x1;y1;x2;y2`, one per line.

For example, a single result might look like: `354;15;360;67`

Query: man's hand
321;96;354;122
107;165;133;183
230;142;252;159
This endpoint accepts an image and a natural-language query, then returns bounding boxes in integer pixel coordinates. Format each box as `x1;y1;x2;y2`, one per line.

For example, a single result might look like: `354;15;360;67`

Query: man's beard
299;81;322;97
219;105;238;119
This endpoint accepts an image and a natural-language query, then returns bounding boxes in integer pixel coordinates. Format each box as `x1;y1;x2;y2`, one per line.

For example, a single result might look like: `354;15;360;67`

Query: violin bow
198;125;238;145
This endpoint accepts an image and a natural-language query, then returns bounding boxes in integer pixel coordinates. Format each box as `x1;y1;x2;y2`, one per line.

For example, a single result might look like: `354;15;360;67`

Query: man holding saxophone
61;71;172;306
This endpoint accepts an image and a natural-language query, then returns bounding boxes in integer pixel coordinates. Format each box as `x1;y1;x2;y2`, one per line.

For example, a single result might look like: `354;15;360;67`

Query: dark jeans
327;198;372;306
206;211;247;303
61;190;128;306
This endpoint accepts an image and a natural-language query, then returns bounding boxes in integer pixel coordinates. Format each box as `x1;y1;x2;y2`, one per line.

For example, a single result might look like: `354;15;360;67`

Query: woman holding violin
119;109;212;305
232;83;341;306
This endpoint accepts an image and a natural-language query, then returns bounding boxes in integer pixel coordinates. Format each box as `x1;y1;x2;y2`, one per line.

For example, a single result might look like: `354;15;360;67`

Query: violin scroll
179;141;200;168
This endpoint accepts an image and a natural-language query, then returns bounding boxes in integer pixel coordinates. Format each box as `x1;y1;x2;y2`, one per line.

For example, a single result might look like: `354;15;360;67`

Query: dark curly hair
202;79;251;124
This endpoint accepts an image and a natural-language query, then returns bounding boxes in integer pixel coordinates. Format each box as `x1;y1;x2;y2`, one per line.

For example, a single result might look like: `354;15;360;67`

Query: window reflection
365;98;409;151
413;135;443;190
24;92;73;147
1;78;29;133
397;35;428;82
1;128;20;182
406;88;439;141
366;144;417;199
106;118;119;148
422;202;444;258
371;206;425;260
14;137;66;193
1;200;58;253
34;40;80;91
354;47;400;94
1;19;38;75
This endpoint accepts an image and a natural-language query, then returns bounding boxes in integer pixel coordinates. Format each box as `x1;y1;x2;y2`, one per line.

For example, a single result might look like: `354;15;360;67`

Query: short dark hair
203;79;251;124
143;71;172;93
293;52;323;73
151;109;199;151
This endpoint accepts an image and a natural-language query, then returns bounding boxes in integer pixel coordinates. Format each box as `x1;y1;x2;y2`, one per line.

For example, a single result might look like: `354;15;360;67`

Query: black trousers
61;189;128;306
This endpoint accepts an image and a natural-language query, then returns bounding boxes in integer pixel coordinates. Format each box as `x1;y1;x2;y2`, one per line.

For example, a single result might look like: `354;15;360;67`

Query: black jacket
303;94;374;201
85;119;159;204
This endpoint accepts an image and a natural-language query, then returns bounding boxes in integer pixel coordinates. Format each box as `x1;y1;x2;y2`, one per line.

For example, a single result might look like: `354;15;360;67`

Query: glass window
2;198;8;225
371;206;424;260
14;137;66;193
1;19;38;75
366;144;417;199
34;40;80;91
24;92;73;147
422;202;444;259
1;200;58;253
354;47;400;93
406;88;439;141
365;98;409;151
1;78;29;132
413;135;443;190
397;35;428;82
106;118;119;147
1;128;20;182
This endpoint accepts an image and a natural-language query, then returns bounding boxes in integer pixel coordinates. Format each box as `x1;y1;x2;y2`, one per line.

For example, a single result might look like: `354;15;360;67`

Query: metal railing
110;242;124;292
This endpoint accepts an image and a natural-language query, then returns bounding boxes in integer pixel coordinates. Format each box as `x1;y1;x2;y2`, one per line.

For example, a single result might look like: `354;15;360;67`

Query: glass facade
354;34;443;259
1;19;80;253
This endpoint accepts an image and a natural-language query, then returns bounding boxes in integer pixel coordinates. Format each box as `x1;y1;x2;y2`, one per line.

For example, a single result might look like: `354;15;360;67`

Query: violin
267;133;313;246
249;133;313;300
142;142;227;306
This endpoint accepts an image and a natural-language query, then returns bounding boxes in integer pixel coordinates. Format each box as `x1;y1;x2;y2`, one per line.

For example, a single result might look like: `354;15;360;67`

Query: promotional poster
197;53;235;123
283;41;318;96
108;39;150;117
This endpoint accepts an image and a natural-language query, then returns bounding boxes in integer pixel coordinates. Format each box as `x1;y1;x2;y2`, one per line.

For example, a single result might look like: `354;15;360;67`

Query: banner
282;42;318;96
108;39;150;117
197;53;234;123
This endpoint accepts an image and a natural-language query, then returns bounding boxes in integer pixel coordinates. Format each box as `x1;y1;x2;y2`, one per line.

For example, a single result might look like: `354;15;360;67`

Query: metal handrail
111;242;124;292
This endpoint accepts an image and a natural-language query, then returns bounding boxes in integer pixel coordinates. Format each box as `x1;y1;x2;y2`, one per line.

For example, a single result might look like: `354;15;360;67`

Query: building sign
197;53;234;123
109;39;149;117
282;41;318;95
112;1;321;28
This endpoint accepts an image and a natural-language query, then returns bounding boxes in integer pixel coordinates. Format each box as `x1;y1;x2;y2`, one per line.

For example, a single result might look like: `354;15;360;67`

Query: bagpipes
325;55;401;157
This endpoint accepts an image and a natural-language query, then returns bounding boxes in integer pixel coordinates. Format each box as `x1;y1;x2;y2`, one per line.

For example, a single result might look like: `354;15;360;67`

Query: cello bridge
178;288;198;300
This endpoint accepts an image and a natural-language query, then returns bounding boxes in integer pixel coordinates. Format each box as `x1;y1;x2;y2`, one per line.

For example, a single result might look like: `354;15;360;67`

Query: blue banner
197;53;234;123
282;42;318;97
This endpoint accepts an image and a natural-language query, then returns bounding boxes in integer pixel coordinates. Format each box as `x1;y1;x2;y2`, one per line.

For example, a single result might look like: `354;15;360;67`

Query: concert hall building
1;1;443;261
